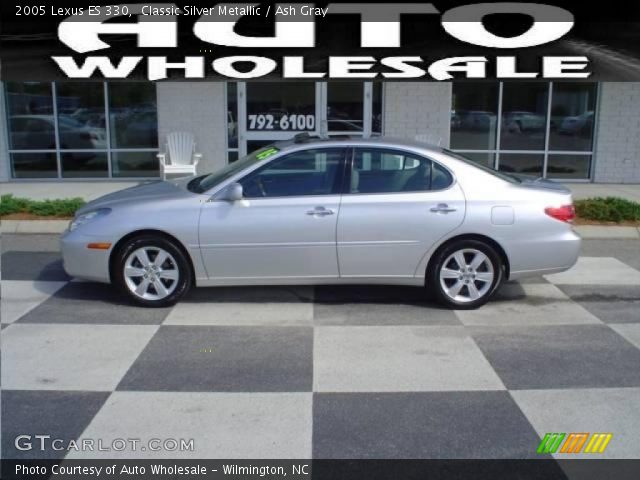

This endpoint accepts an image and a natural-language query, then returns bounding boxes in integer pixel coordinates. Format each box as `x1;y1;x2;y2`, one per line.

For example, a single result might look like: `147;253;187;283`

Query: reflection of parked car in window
122;111;158;147
559;111;594;136
503;111;546;133
457;111;496;131
10;115;106;150
67;108;106;129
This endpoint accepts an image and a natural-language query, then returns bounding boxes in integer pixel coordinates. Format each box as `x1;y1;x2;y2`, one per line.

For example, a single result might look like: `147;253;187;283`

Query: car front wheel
428;240;503;310
114;235;191;307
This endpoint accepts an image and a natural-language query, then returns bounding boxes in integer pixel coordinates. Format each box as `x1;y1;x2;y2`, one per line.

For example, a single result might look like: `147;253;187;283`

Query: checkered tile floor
1;236;640;460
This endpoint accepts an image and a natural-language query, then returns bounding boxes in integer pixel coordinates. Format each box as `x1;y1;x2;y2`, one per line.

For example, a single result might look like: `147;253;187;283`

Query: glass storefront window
451;82;598;180
327;82;363;133
547;154;592;179
111;152;160;178
227;82;238;149
459;152;495;169
11;152;57;178
247;140;276;153
372;83;383;134
56;83;106;150
228;151;239;163
226;82;240;163
499;153;545;176
5;82;159;179
549;83;597;152
238;82;380;161
451;83;499;150
108;83;158;149
6;82;55;151
500;83;548;151
62;152;108;178
246;83;315;132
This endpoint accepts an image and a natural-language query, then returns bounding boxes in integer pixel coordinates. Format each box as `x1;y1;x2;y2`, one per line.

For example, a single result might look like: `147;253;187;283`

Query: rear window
351;148;453;194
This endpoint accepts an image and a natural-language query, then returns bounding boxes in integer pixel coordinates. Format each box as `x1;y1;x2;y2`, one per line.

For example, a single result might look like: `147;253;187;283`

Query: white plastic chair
157;132;203;180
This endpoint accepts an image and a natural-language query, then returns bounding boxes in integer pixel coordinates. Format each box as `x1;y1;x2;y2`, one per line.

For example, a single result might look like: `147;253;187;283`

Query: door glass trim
344;147;456;196
236;147;350;199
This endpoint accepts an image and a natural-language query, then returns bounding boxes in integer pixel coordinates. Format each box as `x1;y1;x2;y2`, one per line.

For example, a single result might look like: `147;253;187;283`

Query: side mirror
220;182;243;202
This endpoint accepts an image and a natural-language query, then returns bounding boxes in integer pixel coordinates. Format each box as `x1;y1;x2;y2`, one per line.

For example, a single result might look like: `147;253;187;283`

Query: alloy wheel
439;248;495;304
123;247;180;301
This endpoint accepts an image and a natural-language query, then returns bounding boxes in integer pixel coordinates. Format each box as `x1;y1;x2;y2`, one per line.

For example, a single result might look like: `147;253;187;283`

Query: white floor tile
314;326;505;392
1;280;66;324
67;392;312;459
545;257;640;285
609;324;640;350
1;324;158;391
456;284;602;326
512;388;640;459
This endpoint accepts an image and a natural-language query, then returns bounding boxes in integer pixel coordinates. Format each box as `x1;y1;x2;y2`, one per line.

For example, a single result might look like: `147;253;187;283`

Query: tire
113;235;192;307
428;239;504;310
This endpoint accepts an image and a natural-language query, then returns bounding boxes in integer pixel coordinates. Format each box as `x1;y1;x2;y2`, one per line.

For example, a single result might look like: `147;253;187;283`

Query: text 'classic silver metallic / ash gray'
61;136;581;309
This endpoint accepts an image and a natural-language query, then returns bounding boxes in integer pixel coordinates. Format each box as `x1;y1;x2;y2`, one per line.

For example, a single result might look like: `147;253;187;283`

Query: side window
240;148;345;198
351;149;452;193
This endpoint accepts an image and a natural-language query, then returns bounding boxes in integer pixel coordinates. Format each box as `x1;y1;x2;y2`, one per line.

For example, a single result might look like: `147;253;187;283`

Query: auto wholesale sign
2;1;640;81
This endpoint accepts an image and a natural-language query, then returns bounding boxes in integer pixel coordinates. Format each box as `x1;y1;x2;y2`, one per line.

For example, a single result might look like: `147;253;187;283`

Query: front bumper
60;229;113;283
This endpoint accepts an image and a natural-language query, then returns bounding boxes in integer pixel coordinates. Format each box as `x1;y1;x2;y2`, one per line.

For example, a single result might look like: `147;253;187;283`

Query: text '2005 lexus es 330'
61;136;580;309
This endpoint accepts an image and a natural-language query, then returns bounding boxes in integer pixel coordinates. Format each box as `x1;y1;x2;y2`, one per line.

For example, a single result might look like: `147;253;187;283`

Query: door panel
199;196;341;280
337;148;466;278
198;148;346;281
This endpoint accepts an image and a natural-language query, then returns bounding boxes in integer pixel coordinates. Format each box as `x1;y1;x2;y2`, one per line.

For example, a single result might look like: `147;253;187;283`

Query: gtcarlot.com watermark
15;435;195;453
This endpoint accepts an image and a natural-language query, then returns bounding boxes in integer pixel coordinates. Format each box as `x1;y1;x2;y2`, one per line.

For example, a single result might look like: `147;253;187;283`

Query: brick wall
383;83;452;148
156;82;227;175
593;83;640;183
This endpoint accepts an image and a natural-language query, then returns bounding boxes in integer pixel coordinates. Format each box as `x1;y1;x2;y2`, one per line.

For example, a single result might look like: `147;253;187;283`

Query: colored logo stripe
560;433;589;453
537;433;565;454
584;433;613;454
538;433;613;454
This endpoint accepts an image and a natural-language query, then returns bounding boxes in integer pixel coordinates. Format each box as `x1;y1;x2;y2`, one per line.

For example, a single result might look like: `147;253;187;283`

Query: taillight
545;204;576;223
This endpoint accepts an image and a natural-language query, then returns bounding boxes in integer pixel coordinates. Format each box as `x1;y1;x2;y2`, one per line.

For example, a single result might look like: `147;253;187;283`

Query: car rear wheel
428;239;503;310
114;235;191;307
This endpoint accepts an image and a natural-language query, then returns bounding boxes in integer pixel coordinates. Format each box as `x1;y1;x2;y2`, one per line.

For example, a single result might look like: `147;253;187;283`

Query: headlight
68;208;111;232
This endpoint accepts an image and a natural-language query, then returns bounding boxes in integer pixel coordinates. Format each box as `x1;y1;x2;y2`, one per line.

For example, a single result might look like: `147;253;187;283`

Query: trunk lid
511;174;571;194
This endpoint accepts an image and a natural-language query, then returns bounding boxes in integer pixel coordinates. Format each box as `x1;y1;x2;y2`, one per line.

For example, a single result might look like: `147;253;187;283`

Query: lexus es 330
61;136;581;309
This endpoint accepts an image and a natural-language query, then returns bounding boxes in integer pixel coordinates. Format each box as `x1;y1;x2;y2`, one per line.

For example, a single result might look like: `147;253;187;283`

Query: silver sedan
61;136;581;309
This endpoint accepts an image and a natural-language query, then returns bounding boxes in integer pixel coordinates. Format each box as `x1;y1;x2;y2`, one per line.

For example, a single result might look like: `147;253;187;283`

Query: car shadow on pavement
181;284;453;310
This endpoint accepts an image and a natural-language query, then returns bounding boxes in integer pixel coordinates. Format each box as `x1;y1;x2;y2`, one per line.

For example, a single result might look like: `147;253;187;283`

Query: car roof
272;135;447;155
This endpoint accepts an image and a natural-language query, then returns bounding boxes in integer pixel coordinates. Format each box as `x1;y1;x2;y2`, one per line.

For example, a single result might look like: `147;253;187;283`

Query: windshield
187;146;280;194
443;149;522;184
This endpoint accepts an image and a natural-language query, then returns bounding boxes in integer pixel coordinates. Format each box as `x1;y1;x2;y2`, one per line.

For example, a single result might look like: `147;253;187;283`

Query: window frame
5;82;160;180
450;81;598;182
344;147;455;196
237;147;350;199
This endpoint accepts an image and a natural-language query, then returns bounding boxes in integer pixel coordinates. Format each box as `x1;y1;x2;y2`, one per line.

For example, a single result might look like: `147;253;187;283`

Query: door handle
306;206;335;217
430;203;457;214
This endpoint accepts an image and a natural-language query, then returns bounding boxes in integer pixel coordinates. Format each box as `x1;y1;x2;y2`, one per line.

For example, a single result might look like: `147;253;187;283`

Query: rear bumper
60;229;113;283
508;229;581;280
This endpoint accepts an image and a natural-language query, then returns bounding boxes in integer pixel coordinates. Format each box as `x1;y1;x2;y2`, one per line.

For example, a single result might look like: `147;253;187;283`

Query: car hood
76;179;193;215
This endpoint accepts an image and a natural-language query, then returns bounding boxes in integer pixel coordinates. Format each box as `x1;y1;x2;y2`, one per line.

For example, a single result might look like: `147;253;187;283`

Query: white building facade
1;81;639;183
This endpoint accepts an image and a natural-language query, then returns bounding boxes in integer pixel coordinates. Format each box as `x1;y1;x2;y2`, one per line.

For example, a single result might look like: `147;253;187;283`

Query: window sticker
255;147;280;160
